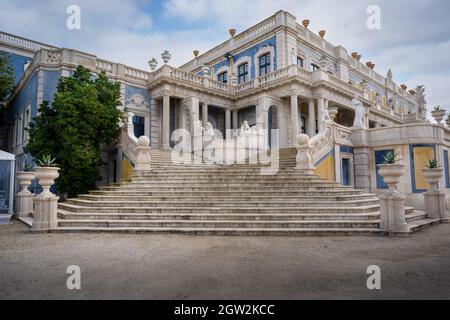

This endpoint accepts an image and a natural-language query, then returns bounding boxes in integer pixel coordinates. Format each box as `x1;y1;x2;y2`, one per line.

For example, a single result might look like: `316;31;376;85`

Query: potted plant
16;159;35;195
161;50;172;64
377;151;405;193
422;159;443;192
34;154;60;197
431;106;446;124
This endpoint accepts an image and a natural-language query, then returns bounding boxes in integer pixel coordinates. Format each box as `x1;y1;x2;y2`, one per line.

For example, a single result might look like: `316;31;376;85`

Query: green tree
0;52;15;101
25;65;121;197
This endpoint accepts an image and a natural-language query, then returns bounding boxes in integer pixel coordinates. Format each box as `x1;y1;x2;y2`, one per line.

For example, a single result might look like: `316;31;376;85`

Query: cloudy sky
1;0;449;113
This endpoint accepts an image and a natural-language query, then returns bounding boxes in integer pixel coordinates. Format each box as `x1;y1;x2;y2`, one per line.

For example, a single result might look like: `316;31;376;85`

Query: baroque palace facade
1;10;449;232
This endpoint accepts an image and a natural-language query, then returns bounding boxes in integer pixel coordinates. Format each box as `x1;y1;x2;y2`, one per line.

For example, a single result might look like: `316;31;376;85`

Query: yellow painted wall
121;159;134;181
413;147;435;190
315;154;335;181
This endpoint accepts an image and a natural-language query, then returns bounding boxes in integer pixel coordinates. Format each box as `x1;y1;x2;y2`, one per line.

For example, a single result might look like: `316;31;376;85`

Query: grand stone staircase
54;149;435;235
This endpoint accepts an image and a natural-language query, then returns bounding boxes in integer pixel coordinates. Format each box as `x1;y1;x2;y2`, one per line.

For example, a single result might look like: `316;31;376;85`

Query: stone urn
431;109;446;125
16;171;35;195
35;167;60;197
161;50;172;64
378;164;405;193
422;168;443;192
148;58;158;71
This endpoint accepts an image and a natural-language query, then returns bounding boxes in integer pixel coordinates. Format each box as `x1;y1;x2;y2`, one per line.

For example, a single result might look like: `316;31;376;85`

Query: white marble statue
204;122;215;141
352;96;367;129
240;121;252;135
416;85;427;120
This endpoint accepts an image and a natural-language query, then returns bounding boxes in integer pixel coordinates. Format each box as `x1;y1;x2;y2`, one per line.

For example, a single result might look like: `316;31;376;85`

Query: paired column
202;103;208;127
225;109;231;139
307;100;316;138
290;95;299;144
232;110;238;129
317;97;325;133
162;95;171;150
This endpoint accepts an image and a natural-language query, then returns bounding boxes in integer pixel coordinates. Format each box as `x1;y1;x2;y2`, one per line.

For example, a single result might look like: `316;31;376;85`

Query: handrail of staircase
119;111;138;165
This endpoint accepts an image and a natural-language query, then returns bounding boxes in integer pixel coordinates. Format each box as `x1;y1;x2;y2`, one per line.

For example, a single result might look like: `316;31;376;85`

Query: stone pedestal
134;136;152;174
32;195;59;232
424;191;447;220
15;192;34;218
295;134;315;175
379;192;409;233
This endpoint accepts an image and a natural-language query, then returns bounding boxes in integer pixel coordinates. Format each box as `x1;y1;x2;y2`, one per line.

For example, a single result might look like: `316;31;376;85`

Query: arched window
238;63;248;83
311;63;320;71
297;57;304;68
217;71;228;83
259;53;271;76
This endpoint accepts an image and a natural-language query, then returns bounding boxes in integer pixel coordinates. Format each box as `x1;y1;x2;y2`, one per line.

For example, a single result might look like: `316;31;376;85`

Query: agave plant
383;152;398;164
36;154;57;167
434;105;444;111
21;159;33;172
425;159;440;169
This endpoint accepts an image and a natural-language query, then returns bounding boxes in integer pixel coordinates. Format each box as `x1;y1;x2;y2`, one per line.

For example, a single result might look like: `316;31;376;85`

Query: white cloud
0;0;448;110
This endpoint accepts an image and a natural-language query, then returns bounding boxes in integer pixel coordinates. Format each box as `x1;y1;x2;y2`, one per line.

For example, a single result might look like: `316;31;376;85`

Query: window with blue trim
259;53;271;76
217;71;228;83
238;63;248;84
132;116;145;138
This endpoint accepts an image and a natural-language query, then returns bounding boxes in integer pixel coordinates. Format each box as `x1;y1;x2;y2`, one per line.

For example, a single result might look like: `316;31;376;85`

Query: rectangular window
217;71;228;84
238;63;248;84
132;115;145;139
24;106;31;143
311;63;320;71
259;53;271;76
297;57;304;68
17;113;23;146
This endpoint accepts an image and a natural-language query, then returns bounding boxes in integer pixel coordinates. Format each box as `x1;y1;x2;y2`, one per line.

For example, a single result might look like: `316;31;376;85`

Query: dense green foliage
25;65;121;197
0;52;15;101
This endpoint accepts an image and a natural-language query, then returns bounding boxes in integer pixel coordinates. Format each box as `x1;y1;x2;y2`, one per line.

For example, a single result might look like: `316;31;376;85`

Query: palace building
0;10;448;234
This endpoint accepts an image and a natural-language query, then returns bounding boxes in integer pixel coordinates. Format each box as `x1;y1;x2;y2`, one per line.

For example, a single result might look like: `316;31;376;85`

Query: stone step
407;218;441;232
405;210;427;222
51;226;385;236
57;203;381;214
65;198;380;208
58;211;380;221
98;185;354;191
88;189;365;196
57;219;380;229
77;194;376;202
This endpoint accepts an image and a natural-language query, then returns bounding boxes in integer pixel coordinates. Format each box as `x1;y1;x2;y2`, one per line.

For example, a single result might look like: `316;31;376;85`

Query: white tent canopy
0;150;15;221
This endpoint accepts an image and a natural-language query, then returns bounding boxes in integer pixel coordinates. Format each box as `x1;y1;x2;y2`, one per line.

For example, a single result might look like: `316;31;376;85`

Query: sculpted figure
352;96;367;129
204;122;215;141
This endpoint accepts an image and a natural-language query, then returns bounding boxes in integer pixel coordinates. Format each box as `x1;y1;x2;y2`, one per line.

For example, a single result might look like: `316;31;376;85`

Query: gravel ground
0;221;449;300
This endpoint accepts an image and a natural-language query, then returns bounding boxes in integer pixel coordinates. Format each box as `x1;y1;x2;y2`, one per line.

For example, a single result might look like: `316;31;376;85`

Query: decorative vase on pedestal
35;167;60;197
377;164;405;193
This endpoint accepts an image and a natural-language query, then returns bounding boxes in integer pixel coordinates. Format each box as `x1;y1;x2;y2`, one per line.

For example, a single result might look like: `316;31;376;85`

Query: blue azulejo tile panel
124;85;151;110
375;149;394;189
212;36;277;81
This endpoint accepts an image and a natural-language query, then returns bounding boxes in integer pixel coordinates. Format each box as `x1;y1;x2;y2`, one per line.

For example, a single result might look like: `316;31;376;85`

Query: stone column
162;95;171;150
307;100;316;138
353;147;371;193
290;95;299;145
225;109;231;139
33;195;59;232
317;97;325;133
202;103;208;127
232;110;238;129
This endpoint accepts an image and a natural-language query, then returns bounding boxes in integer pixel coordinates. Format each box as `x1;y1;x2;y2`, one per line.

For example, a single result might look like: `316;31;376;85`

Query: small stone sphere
137;135;150;147
297;134;310;145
